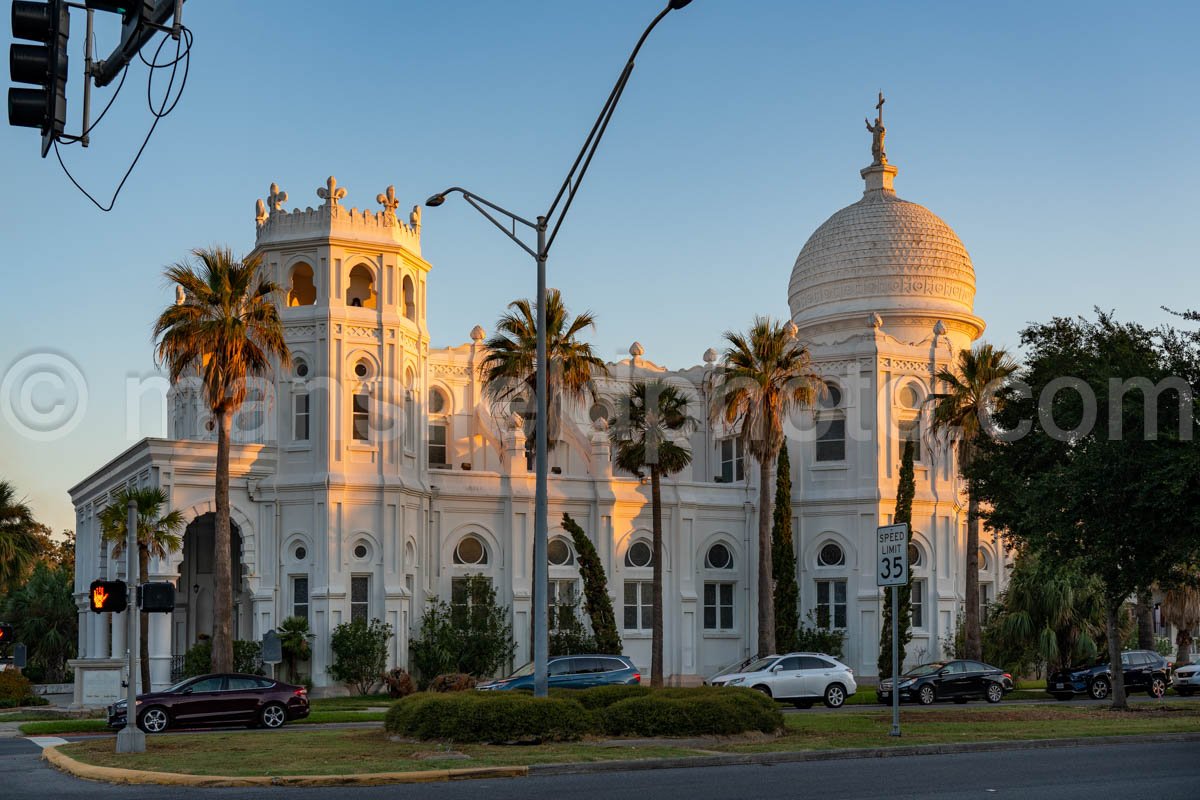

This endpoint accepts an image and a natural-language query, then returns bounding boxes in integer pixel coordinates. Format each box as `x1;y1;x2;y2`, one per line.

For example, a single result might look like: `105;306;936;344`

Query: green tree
330;618;393;695
154;247;290;673
0;481;43;595
771;447;799;653
610;380;696;686
970;312;1200;708
479;288;609;449
98;487;184;690
929;342;1020;661
409;575;516;687
276;615;314;684
714;316;820;657
878;440;916;680
2;561;77;683
561;513;621;654
1161;583;1200;666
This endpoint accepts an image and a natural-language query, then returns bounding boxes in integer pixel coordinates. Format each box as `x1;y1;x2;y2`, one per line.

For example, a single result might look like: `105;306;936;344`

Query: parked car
877;660;1010;705
1047;650;1172;700
706;654;763;685
1173;661;1198;696
708;652;856;708
108;673;309;733
476;655;640;691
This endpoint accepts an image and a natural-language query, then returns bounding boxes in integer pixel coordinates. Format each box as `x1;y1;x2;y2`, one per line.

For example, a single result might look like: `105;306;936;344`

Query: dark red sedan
107;673;310;733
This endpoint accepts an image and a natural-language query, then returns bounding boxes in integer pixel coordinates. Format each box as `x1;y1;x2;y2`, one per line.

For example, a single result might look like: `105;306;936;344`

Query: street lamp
424;1;692;698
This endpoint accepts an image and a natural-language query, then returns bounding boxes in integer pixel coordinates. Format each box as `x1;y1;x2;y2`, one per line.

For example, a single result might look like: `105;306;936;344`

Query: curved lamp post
424;0;692;698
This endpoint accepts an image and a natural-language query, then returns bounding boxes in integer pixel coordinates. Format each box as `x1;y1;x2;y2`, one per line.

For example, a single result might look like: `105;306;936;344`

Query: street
3;738;1198;799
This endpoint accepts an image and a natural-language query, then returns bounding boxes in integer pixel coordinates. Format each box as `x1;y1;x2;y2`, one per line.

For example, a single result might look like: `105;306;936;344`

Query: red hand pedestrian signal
88;579;127;613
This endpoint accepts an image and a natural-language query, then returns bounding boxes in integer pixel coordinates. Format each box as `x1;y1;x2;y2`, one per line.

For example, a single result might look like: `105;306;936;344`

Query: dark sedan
1047;649;1171;701
476;655;640;690
108;673;310;732
877;659;1011;705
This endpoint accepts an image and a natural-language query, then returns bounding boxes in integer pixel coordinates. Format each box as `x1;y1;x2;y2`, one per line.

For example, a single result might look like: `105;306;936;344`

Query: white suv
710;652;856;708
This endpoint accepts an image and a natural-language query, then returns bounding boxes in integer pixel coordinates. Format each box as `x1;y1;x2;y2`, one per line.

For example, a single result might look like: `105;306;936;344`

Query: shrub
330;618;393;695
548;605;599;657
385;692;593;743
562;514;621;654
565;683;651;710
0;670;36;704
409;576;516;687
382;667;416;699
429;672;476;692
598;687;784;737
277;615;313;684
794;611;846;659
182;638;264;677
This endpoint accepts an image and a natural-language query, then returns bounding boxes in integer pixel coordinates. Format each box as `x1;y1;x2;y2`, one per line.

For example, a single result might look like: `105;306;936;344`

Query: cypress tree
878;439;916;680
561;513;622;654
771;446;800;652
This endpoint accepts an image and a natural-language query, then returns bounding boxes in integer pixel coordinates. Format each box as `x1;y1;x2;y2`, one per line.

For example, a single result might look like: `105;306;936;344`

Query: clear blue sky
2;0;1198;533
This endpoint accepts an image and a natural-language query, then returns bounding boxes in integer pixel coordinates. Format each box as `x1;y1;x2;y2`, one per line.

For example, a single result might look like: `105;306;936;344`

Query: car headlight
727;677;744;685
899;679;915;688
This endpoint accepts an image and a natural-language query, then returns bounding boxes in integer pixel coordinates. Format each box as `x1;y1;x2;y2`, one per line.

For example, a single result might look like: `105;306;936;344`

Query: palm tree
610;381;696;686
479;288;609;449
1161;583;1200;666
99;487;185;690
0;480;44;594
929;342;1020;661
713;317;820;658
154;246;290;672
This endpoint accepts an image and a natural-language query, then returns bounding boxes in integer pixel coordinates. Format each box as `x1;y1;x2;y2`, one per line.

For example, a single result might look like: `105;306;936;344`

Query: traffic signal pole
115;497;145;754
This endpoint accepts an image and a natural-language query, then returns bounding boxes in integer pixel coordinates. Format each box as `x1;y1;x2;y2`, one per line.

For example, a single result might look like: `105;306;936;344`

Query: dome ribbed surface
787;190;976;325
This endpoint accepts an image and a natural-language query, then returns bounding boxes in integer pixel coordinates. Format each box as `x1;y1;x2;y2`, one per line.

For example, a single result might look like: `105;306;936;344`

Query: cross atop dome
861;90;898;196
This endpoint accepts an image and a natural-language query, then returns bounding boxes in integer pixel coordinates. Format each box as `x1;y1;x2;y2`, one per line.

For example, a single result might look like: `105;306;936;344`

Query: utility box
138;582;176;613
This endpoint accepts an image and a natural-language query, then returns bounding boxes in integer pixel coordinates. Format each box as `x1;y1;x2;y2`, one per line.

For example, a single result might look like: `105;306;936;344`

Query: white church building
69;124;1004;693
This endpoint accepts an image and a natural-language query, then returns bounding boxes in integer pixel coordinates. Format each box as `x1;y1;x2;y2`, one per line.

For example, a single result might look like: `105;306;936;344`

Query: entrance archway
173;513;248;667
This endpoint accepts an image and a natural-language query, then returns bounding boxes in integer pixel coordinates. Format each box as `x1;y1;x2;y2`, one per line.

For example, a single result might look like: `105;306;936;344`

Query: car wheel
823;684;846;709
751;685;773;699
260;703;288;729
985;683;1004;704
138;706;170;734
918;685;936;706
1052;693;1074;701
793;700;814;710
1148;677;1167;699
1089;677;1110;700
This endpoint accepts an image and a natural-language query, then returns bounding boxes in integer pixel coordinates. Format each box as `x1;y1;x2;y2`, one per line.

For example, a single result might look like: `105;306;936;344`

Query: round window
817;542;845;567
588;402;611;423
625;541;653;568
429;389;446;414
899;385;921;409
354;543;369;560
295;361;309;378
548;539;573;566
978;547;990;571
454;535;487;565
294;545;307;561
819;382;842;409
706;543;732;569
908;543;921;567
354;361;369;379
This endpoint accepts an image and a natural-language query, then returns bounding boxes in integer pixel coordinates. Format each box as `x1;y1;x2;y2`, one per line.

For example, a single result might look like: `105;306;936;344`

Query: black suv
1047;649;1171;700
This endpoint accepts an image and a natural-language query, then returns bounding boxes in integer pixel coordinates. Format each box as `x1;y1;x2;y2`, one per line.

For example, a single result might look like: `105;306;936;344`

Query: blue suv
476;655;640;690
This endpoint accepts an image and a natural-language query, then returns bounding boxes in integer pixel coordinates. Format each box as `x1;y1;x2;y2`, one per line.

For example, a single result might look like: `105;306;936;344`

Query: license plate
1055;683;1064;689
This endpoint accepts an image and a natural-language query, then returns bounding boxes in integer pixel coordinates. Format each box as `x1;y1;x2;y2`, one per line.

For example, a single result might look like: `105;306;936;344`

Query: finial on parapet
268;182;288;213
255;198;267;225
629;342;644;366
318;176;347;208
869;312;884;329
933;320;947;336
470;324;485;342
865;90;887;166
410;204;421;234
785;320;799;340
703;347;718;366
377;185;399;220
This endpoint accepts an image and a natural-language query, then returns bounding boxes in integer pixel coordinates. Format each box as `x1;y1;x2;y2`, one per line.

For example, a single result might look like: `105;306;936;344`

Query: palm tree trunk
139;547;151;691
1106;601;1128;710
650;467;664;688
211;409;234;673
757;456;775;658
964;493;982;661
1135;590;1155;650
1176;629;1194;667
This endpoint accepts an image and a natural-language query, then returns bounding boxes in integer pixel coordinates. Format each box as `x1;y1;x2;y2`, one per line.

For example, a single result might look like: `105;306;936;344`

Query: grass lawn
20;709;385;736
55;702;1200;778
309;695;392;712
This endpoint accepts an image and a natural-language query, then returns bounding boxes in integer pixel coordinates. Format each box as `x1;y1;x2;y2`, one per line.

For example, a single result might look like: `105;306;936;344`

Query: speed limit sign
876;523;909;587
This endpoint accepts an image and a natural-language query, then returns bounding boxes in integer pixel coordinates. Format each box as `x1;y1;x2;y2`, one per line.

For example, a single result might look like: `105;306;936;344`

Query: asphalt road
4;738;1199;799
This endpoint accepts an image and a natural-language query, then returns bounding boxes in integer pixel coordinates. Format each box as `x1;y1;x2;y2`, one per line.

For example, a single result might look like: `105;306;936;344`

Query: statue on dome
865;90;887;165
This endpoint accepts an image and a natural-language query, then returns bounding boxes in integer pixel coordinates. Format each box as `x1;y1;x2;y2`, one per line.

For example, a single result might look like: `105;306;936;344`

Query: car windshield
744;657;779;673
507;661;535;679
164;677;196;693
903;662;946;678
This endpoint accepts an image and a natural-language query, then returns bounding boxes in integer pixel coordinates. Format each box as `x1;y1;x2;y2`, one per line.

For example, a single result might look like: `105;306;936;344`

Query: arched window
625;540;653;568
402;275;416;321
817;541;845;567
548;538;575;566
404;368;416;451
288;263;316;306
704;542;733;569
347;264;377;309
816;381;846;462
453;535;488;565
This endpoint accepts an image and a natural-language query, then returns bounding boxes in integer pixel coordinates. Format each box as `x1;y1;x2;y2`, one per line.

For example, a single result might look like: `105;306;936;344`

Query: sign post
876;522;909;738
262;630;282;681
116;499;145;754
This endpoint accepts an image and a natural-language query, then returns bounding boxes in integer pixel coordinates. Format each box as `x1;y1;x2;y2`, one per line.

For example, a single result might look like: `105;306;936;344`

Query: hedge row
384;685;784;743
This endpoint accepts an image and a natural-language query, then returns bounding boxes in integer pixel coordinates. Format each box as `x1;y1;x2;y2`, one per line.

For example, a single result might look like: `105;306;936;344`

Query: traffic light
8;0;70;157
89;579;128;613
138;582;175;613
89;0;177;88
0;622;14;644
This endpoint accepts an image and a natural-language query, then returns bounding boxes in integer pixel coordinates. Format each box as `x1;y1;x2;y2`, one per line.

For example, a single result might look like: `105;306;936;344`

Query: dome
787;162;977;329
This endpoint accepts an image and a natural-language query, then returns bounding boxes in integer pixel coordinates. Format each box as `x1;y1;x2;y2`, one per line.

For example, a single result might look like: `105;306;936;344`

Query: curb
41;746;527;787
42;731;1200;786
530;732;1200;776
